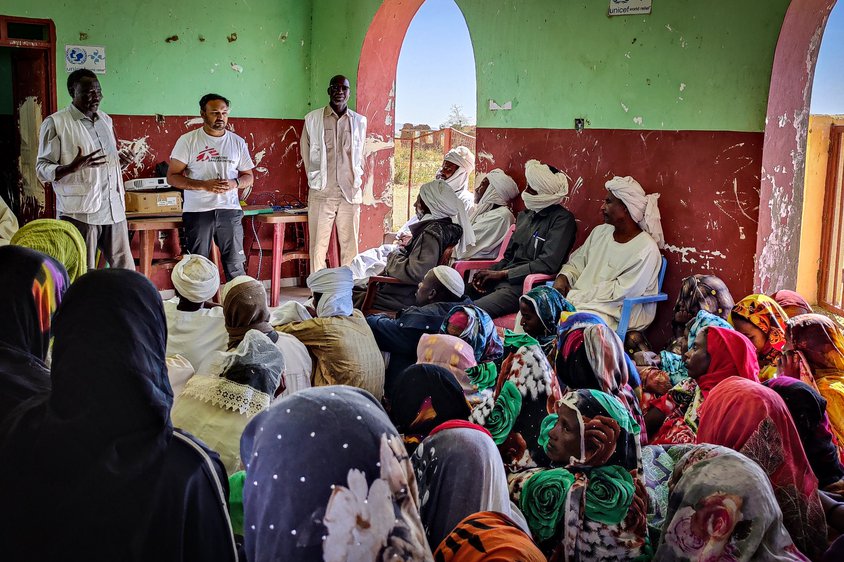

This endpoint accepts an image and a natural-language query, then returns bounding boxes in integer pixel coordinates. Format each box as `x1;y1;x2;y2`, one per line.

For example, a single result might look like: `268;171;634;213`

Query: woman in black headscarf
386;363;472;454
0;269;237;562
0;245;69;423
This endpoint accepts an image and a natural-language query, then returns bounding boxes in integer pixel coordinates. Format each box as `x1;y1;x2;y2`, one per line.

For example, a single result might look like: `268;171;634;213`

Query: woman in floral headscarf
440;304;504;365
508;389;649;560
645;326;760;445
730;294;789;381
519;285;574;357
555;312;645;441
240;386;433;561
470;331;560;472
655;445;808;561
671;274;734;340
697;378;827;559
780;313;844;457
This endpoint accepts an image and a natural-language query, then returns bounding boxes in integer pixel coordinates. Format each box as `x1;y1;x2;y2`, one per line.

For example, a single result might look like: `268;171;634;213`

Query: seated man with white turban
163;254;228;370
277;267;385;400
553;176;664;332
360;179;473;312
348;146;478;282
367;265;471;386
437;145;476;213
469;160;576;318
453;169;518;260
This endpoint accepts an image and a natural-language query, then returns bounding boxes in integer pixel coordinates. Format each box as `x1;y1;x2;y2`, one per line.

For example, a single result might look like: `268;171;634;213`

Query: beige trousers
308;189;360;272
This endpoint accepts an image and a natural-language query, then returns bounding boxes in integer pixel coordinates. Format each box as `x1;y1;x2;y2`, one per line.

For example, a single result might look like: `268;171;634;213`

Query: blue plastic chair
615;256;668;340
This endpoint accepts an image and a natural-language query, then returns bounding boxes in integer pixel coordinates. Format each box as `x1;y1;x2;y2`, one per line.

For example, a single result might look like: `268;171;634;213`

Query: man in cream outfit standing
301;74;367;272
36;69;135;270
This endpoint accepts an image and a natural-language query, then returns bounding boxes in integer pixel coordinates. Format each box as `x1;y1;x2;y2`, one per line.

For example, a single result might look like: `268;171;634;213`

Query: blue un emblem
66;47;87;65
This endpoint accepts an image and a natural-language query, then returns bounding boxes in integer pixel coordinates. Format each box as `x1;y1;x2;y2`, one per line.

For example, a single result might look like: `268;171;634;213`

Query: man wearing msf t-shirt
168;93;255;281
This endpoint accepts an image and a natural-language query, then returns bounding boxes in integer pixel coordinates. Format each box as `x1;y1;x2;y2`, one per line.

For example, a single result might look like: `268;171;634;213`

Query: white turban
605;176;665;248
431;265;465;298
171;254;220;303
471;169;519;220
522;159;569;211
419;180;476;255
306;266;355;317
442;146;475;194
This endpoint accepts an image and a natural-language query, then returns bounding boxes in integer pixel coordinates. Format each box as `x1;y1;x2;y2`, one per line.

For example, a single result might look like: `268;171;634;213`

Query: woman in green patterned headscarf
509;389;650;560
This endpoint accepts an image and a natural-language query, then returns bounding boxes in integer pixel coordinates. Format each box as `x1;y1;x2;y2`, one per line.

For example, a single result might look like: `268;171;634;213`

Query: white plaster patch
477;151;495;164
282;141;298;160
279;125;298;143
184;117;204;127
621;102;629;113
363;135;394;158
118;136;151;175
17;96;45;211
256;167;268;173
624;52;631;59
231;62;244;73
254;149;267;165
679;83;686;92
489;99;512;111
665;24;674;32
664;244;728;269
633;116;643;126
778;114;789;127
680;36;687;48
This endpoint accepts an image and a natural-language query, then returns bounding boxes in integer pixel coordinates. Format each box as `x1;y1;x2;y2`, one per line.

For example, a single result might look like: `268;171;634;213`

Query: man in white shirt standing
168;94;254;281
301;74;367;272
553;176;664;331
36;69;135;270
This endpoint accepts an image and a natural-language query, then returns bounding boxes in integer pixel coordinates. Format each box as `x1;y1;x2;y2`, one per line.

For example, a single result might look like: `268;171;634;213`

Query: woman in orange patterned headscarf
730;294;789;381
780;313;844;460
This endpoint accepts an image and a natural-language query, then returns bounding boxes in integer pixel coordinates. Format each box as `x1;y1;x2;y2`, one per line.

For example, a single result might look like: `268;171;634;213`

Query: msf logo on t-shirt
196;146;229;163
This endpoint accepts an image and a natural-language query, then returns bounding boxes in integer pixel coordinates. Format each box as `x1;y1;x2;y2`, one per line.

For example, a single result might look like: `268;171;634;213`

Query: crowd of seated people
6;159;844;562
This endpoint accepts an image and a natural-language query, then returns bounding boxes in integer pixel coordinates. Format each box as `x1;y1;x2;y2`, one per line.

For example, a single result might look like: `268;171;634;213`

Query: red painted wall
110;115;307;288
476;127;763;346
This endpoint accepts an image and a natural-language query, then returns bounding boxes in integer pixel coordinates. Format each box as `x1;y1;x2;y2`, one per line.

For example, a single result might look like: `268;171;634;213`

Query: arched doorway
756;0;837;293
356;0;476;249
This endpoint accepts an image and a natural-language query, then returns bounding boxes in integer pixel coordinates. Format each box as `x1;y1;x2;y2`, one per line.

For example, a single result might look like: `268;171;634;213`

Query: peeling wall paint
755;0;836;293
476;126;762;345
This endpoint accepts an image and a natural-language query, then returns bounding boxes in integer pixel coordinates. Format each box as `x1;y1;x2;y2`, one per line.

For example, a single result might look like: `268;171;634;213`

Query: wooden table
255;212;339;306
127;216;183;278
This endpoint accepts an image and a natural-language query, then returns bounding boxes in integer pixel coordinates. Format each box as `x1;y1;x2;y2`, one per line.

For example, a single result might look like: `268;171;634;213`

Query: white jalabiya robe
163;298;229;371
454;206;515;260
559;224;661;331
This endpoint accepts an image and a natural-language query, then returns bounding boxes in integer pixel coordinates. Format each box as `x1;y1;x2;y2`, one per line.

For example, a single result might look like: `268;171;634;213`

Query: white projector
125;177;170;191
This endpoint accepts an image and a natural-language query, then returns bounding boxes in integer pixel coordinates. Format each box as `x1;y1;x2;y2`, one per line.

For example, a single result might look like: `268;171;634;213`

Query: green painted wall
1;0;791;130
307;0;382;113
307;0;790;132
1;0;313;118
459;0;790;131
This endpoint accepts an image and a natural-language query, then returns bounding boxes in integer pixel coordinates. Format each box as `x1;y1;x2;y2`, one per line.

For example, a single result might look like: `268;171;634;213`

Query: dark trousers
182;209;245;281
61;216;135;271
468;279;522;318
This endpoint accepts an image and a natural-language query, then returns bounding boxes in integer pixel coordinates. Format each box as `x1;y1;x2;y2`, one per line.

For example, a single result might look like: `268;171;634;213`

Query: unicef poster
65;45;106;74
608;0;652;16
